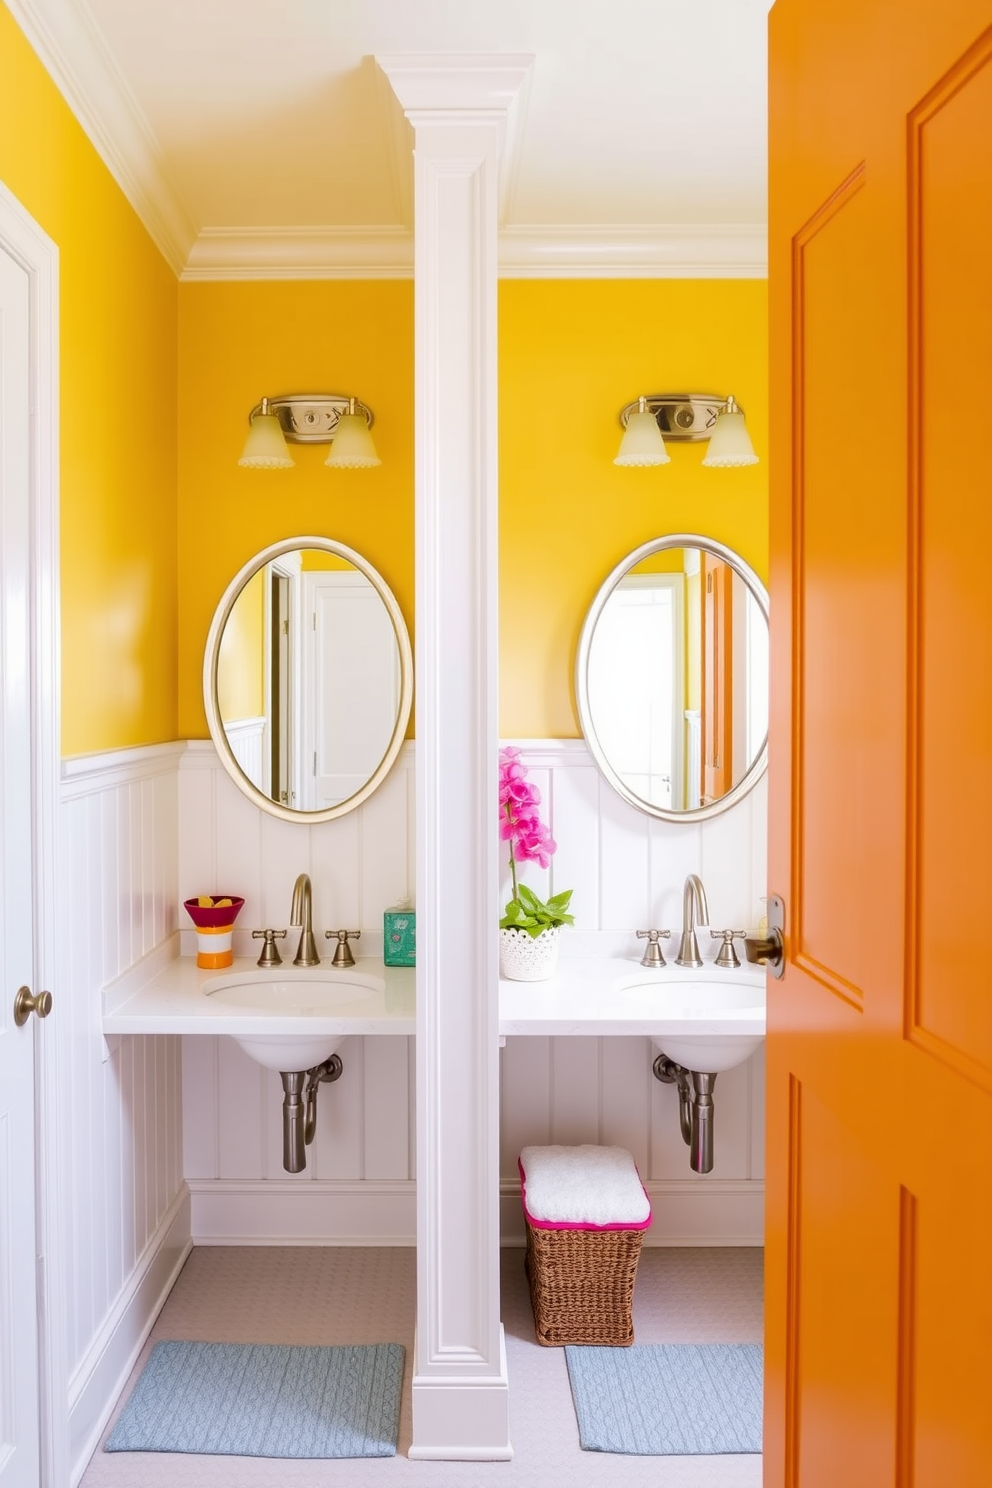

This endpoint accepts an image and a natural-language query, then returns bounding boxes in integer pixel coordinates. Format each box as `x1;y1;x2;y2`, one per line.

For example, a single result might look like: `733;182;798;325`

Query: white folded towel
519;1144;650;1229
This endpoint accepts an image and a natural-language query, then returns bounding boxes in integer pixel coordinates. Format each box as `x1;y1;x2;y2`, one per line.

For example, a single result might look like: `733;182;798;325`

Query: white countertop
102;938;765;1041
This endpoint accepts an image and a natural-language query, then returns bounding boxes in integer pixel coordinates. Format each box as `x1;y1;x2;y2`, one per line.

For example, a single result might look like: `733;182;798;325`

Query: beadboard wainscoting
177;739;765;1247
58;744;188;1481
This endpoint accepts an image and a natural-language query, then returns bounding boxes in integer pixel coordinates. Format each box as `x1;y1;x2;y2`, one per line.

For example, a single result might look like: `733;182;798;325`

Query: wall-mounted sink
202;968;384;1071
611;966;765;1072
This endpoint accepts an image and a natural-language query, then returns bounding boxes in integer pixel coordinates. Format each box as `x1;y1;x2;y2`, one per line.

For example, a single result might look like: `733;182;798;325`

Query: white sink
202;968;383;1071
611;966;765;1073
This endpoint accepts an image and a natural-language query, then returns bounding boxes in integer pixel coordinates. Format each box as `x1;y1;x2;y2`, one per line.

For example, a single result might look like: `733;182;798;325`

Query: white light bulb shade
238;412;294;469
325;413;381;469
614;408;670;467
701;409;758;467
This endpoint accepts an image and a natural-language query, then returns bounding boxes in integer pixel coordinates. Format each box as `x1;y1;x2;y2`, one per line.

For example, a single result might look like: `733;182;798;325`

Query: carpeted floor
79;1245;764;1488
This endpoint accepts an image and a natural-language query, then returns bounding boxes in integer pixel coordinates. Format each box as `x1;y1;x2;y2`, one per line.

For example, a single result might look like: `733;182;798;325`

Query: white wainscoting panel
58;743;188;1482
179;739;765;1246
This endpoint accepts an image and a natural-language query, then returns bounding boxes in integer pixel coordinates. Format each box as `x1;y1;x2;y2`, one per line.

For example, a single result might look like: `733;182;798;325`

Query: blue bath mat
105;1341;404;1458
565;1343;762;1455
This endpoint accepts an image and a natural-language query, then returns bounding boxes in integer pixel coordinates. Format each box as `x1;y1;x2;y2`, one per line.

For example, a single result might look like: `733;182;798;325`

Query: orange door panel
768;3;992;1485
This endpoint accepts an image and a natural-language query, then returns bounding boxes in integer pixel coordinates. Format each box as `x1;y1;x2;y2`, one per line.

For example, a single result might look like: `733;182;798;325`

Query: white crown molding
6;0;196;274
499;223;768;278
182;226;415;281
181;223;767;281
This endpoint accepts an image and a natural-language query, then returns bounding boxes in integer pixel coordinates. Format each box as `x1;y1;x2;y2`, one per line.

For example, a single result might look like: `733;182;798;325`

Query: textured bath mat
105;1341;404;1458
565;1343;762;1455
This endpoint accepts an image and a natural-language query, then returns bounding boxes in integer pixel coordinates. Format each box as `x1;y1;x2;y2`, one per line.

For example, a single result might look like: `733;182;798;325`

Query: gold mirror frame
203;535;413;824
575;532;769;823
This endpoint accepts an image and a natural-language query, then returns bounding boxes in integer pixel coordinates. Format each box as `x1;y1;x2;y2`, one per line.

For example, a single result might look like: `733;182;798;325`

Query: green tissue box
383;908;416;967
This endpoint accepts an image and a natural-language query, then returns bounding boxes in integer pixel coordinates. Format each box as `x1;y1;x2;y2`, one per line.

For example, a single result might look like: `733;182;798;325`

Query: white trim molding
60;738;185;798
5;0;195;274
67;1190;191;1486
188;1180;417;1247
378;51;531;1462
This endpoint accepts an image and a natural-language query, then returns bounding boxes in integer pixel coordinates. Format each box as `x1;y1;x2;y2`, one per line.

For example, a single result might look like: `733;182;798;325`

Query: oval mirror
575;533;768;822
204;536;413;823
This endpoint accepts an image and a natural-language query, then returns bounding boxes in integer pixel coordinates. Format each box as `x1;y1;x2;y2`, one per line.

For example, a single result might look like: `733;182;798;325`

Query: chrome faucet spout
675;873;709;968
290;872;320;967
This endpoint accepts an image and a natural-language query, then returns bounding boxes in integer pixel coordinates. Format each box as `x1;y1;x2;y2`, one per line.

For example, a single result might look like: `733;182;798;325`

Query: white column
376;54;531;1460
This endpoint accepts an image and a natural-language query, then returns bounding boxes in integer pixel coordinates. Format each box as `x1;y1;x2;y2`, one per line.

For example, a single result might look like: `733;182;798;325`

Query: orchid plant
498;747;574;938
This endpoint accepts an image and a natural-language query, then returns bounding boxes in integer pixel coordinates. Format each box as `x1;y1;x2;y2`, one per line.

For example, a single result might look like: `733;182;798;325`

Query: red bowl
183;895;245;929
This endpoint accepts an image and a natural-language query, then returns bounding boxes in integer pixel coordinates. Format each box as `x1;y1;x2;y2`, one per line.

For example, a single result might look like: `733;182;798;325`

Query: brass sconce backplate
618;393;733;442
248;394;375;443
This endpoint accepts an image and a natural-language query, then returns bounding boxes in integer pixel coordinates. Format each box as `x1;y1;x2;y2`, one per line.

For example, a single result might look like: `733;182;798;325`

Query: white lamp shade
238;412;294;469
325;413;381;469
614;408;670;467
701;407;758;467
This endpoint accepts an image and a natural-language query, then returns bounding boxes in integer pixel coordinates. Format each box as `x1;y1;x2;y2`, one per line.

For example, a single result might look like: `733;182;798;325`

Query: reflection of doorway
262;551;302;807
269;571;290;805
586;574;684;811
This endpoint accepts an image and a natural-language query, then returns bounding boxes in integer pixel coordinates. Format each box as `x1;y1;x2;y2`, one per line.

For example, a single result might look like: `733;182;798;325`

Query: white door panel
0;243;41;1487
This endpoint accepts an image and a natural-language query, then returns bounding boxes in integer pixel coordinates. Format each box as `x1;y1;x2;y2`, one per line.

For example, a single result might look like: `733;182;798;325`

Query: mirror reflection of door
268;570;291;804
586;573;684;811
299;566;402;810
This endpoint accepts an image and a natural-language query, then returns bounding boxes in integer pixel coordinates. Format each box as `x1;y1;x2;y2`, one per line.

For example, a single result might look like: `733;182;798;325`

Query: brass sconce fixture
615;393;758;468
238;393;381;470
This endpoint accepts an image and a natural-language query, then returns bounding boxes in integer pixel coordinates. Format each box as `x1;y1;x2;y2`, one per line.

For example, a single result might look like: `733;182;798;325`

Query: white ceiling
10;0;773;278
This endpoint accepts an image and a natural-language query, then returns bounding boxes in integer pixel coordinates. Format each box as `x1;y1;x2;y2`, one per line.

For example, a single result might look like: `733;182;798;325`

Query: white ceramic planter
499;926;561;982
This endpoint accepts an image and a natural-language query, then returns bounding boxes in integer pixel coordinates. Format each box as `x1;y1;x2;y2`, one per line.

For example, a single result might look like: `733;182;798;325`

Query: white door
301;572;401;809
0;239;42;1487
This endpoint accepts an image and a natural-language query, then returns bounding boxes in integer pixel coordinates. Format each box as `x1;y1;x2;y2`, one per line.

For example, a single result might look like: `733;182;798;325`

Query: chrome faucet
290;873;320;966
675;873;710;967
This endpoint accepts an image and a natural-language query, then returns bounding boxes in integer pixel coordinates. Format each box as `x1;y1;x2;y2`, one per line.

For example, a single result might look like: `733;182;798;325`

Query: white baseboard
188;1179;417;1246
68;1186;192;1485
500;1178;765;1247
186;1176;762;1248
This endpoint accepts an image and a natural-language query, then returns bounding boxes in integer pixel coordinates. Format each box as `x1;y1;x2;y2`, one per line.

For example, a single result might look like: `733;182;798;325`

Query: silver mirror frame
203;535;413;824
575;532;769;823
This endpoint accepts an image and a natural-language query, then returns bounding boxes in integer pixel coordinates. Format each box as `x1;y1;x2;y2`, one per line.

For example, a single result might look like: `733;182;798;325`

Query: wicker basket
524;1219;644;1347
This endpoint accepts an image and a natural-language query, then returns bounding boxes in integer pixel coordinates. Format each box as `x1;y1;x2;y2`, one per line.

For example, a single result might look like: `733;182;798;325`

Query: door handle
743;893;786;980
13;985;53;1026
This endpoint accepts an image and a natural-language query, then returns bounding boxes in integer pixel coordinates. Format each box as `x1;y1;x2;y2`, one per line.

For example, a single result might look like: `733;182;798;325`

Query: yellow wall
0;2;179;755
177;281;414;738
216;568;264;720
498;279;767;737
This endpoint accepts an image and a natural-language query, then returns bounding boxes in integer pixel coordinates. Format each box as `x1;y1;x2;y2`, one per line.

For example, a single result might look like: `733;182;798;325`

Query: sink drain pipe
278;1054;343;1172
652;1055;718;1174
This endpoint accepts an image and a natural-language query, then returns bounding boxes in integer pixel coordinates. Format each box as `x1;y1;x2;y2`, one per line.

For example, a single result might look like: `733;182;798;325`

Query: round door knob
13;985;53;1027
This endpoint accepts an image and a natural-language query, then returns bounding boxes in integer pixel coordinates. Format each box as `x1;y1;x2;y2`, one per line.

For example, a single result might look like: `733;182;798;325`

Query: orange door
767;3;992;1485
701;554;733;803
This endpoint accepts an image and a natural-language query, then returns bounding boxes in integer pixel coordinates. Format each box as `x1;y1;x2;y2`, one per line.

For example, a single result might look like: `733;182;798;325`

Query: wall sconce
615;393;758;468
238;394;381;470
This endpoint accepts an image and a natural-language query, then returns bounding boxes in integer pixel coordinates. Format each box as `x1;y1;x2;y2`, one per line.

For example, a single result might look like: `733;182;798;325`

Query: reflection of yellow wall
178;282;414;738
217;568;264;720
0;4;179;756
499;279;767;737
300;551;356;572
